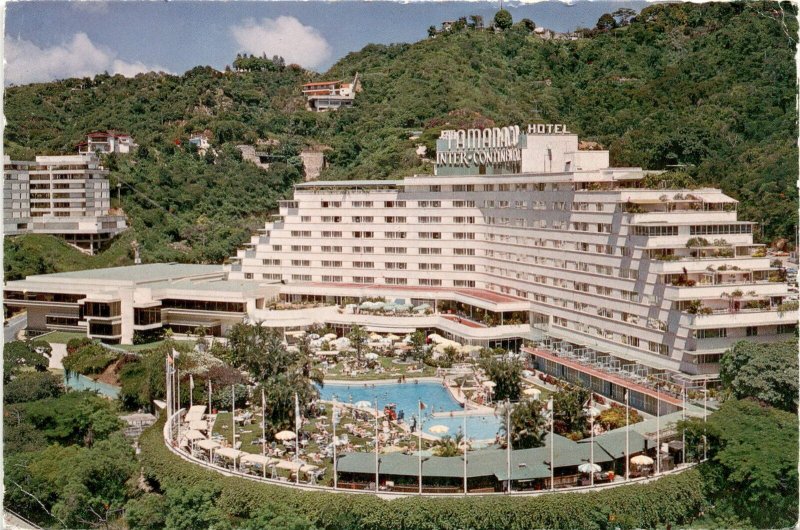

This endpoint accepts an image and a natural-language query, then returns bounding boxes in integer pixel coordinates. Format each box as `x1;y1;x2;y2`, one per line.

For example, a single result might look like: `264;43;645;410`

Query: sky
4;1;648;86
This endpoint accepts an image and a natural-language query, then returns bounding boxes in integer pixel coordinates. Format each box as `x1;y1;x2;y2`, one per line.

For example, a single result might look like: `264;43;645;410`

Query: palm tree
499;399;547;449
433;432;465;457
348;325;368;360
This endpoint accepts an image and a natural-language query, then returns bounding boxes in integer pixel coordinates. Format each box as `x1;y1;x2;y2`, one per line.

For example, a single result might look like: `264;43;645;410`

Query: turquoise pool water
64;372;121;398
318;381;501;441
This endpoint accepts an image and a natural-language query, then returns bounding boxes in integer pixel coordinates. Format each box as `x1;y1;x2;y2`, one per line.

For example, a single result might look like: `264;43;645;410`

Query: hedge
139;418;707;530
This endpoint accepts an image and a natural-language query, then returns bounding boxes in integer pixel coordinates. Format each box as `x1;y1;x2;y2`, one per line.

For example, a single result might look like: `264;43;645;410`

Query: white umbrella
587;406;602;418
354;400;372;409
523;388;541;398
482;381;496;388
429;424;449;434
386;334;400;341
369;332;382;341
275;430;297;441
630;454;654;466
364;352;379;360
578;462;602;474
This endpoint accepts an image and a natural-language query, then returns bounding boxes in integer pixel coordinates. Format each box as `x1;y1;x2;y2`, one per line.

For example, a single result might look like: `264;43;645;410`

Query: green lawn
38;331;86;344
323;355;436;381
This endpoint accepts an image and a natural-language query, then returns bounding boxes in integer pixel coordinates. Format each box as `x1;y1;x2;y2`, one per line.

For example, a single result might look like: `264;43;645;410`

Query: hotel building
5;125;795;402
4;154;127;253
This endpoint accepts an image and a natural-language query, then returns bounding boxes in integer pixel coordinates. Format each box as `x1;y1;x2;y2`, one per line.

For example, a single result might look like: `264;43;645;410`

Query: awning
184;405;207;424
216;447;245;460
189;420;209;431
240;454;277;466
184;430;206;441
196;439;221;451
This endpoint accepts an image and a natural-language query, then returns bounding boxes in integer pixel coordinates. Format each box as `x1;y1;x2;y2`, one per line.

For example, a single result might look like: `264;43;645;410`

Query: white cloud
230;16;332;70
4;33;170;85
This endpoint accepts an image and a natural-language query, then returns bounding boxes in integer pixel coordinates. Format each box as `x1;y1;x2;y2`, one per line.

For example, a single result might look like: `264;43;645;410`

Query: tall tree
479;356;522;401
347;325;368;360
719;339;798;412
499;399;547;449
493;9;513;30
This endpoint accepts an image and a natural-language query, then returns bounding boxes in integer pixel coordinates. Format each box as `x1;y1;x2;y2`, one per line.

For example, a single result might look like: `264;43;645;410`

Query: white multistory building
3;154;127;253
228;125;795;381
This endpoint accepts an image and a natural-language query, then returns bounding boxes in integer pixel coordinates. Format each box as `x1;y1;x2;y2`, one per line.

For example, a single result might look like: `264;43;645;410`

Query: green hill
4;2;797;279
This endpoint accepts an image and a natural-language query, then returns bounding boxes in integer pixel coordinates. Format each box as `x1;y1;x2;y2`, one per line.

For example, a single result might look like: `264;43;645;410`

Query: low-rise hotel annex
5;125;794;395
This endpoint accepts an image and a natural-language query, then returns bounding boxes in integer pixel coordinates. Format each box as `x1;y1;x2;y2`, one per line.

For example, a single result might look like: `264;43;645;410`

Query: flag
172;348;180;359
419;401;426;410
189;374;195;391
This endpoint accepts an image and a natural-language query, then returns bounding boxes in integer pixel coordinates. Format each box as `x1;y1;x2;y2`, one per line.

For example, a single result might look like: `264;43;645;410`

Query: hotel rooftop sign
435;124;570;176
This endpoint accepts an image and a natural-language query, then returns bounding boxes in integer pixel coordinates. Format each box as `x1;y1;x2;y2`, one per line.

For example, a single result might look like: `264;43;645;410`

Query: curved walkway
163;409;697;499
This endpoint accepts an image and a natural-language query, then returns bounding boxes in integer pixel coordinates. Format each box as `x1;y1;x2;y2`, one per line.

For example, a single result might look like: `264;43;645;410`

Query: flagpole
208;379;212;417
682;384;686;465
656;382;661;475
418;400;422;495
261;388;266;458
463;412;468;495
166;356;172;442
549;396;554;491
333;400;338;490
506;399;512;493
625;390;630;481
703;380;708;462
375;399;380;491
590;395;594;486
295;393;300;485
231;385;236;454
189;374;194;409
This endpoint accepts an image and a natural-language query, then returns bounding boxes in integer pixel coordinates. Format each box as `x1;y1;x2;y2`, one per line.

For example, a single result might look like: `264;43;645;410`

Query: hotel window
322;275;343;282
418;200;441;208
453;264;475;271
696;328;727;339
419;263;442;271
453;280;476;287
419;248;442;255
291;230;312;237
746;326;758;336
418;216;441;224
263;273;282;280
84;301;122;318
353;216;374;223
291;260;311;267
385;262;407;270
454;248;475;256
648;342;669;355
632;226;679;236
321;261;342;267
597;223;611;233
352;277;375;284
419;232;442;239
301;216;312;222
321;246;343;253
351;201;373;208
453;201;476;207
454;216;475;224
485;200;495;208
384;201;406;208
690;224;752;235
428;185;441;192
321;216;342;223
418;278;442;286
352;246;374;253
291;274;312;281
498;201;510;208
321;201;341;208
353;261;374;268
514;183;528;191
134;307;161;326
322;231;342;238
385;216;407;223
385;277;408;285
385;247;407;254
262;258;281;266
272;245;282;251
353;231;374;238
291;245;312;252
498;184;511;191
483;184;495;191
778;324;798;334
452;184;475;192
244;273;254;279
453;232;475;240
385;231;407;239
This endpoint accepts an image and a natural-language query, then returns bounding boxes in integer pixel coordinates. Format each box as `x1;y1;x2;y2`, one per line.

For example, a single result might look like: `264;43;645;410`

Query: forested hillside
4;1;797;279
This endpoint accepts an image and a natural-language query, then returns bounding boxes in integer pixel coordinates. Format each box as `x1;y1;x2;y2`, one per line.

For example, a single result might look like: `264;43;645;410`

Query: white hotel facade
5;126;795;399
227;126;795;380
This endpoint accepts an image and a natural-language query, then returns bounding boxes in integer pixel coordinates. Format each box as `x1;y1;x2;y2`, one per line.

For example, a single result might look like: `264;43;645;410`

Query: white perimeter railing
163;409;697;499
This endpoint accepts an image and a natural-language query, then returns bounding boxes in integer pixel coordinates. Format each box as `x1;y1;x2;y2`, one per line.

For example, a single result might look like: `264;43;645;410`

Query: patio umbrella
586;406;602;418
386;334;401;341
364;352;379;360
369;332;382;341
630;455;654;466
523;388;541;398
275;430;297;441
578;463;602;474
354;400;372;409
482;381;497;388
429;424;449;434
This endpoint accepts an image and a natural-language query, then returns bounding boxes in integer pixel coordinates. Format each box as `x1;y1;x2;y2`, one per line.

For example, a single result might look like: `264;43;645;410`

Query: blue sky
5;1;648;85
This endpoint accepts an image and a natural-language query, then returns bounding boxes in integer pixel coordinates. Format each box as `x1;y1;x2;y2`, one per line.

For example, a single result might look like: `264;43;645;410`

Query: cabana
183;429;206;453
240;454;278;478
184;405;207;424
189;420;209;431
216;447;245;471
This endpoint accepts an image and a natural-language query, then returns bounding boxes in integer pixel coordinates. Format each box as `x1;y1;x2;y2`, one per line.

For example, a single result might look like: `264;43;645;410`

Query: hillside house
302;73;361;112
77;131;137;155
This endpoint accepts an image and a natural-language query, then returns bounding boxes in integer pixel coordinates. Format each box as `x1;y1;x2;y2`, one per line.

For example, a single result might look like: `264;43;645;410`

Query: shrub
62;343;118;375
139;418;707;530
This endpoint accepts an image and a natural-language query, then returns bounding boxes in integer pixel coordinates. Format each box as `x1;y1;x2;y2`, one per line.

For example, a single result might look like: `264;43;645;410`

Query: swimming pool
318;381;501;441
